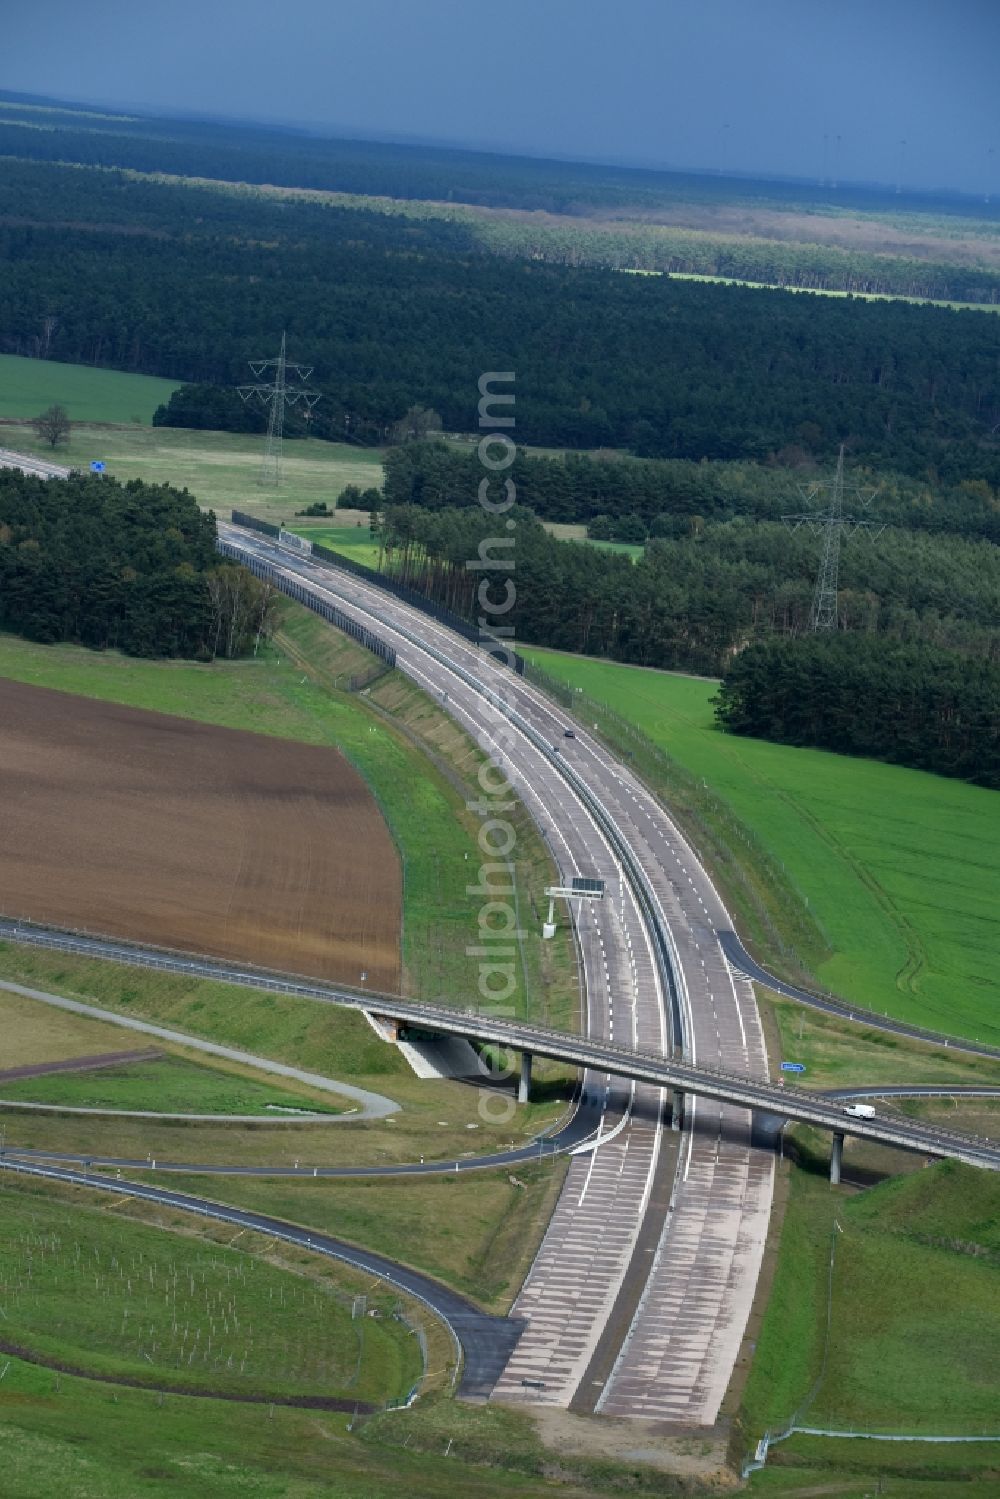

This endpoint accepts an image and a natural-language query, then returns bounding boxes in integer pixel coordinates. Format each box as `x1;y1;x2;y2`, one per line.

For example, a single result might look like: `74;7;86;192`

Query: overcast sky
3;0;997;195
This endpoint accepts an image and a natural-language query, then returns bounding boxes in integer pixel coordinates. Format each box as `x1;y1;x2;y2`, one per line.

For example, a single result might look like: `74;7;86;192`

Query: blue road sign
90;461;106;473
781;1061;806;1073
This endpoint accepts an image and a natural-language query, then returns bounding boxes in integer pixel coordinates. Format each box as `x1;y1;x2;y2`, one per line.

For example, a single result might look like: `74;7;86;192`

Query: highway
4;914;997;1170
0;447;71;480
5;509;991;1420
214;523;774;1421
215;523;1000;1419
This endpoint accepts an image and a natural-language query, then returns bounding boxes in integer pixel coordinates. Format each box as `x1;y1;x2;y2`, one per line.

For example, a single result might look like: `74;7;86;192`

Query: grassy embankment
0;1174;421;1405
740;1160;1000;1495
521;648;1000;1048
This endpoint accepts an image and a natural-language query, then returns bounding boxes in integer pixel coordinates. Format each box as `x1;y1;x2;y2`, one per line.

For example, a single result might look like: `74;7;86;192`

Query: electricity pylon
238;333;320;486
783;445;882;631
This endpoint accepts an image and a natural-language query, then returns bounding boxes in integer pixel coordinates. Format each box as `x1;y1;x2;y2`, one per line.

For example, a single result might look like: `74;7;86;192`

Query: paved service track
219;524;775;1425
0;1157;519;1398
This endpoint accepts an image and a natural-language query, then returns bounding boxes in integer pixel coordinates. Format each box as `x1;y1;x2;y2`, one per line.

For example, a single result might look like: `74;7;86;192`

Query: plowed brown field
0;678;401;990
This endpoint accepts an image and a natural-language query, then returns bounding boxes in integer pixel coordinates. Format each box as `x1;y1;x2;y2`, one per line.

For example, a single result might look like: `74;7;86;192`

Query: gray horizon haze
2;0;997;196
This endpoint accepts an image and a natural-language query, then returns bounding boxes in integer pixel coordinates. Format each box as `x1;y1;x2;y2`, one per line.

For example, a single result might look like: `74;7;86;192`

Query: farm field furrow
522;647;1000;1045
0;675;401;990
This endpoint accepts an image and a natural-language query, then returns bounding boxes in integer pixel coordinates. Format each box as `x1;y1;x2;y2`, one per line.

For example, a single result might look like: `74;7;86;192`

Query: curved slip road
0;977;399;1119
718;933;1000;1061
0;1156;519;1398
219;523;774;1424
11;1086;998;1178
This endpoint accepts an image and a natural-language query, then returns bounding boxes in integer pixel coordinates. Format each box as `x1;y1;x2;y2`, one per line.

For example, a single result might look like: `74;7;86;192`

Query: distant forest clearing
523;648;1000;1047
0;353;179;423
0;676;401;990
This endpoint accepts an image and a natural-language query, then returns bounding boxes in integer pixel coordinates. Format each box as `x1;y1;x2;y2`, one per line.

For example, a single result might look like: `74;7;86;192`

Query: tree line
382;441;1000;545
713;636;999;788
0;470;273;658
1;160;999;482
373;502;999;676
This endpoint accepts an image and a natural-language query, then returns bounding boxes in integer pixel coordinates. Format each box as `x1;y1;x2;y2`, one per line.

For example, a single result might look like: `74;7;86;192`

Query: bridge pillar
830;1131;844;1185
517;1051;533;1105
671;1089;685;1131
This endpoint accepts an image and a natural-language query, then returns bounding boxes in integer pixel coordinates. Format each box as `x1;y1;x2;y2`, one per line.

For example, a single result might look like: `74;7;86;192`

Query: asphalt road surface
0;447;71;479
219;523;776;1423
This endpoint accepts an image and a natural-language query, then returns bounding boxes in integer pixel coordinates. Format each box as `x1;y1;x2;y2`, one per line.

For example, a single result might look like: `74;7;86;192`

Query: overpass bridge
2;917;996;1177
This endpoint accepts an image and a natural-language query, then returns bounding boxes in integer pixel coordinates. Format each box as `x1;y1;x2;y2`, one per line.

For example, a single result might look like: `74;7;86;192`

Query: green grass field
0;1054;341;1116
0;418;383;524
522;648;1000;1046
743;1161;1000;1493
0;1357;621;1499
0;1175;420;1404
288;521;382;567
0;355;180;423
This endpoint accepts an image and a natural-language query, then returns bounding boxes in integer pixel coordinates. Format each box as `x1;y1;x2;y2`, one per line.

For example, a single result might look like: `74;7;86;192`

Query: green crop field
0;1175;420;1404
522;648;1000;1046
0;1054;341;1116
0;418;383;525
743;1161;1000;1493
0;354;180;423
289;521;382;567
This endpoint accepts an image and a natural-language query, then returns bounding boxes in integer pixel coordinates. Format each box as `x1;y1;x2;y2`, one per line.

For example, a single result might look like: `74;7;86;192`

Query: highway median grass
522;647;1000;1047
